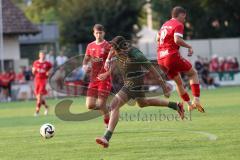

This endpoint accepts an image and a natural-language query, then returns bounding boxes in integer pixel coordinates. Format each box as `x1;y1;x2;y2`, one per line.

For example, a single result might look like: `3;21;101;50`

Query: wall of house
3;35;20;60
138;37;240;62
1;35;29;72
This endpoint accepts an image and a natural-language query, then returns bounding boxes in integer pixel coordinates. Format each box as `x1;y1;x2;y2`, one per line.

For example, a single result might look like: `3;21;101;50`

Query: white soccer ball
40;123;55;139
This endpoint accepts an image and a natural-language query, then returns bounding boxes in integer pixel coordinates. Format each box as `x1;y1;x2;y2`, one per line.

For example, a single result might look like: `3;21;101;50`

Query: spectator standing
56;52;68;67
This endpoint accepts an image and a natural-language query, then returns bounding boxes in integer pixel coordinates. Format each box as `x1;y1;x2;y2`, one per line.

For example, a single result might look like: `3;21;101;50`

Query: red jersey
33;60;52;79
209;59;219;72
157;18;184;60
0;73;10;86
85;40;111;82
16;72;25;83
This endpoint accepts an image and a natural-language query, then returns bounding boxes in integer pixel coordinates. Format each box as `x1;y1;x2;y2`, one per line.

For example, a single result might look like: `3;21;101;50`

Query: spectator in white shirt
56;52;68;66
46;50;56;66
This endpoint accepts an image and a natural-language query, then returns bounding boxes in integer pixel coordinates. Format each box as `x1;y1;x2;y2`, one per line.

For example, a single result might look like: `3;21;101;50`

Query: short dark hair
171;6;186;18
93;24;105;31
110;36;126;51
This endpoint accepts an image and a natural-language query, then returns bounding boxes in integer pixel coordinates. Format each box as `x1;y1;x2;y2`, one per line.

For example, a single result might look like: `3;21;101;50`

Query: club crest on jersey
101;48;105;54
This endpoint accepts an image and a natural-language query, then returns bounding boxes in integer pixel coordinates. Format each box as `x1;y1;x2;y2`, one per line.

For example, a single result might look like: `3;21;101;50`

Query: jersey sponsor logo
37;68;46;73
159;50;169;58
92;57;103;62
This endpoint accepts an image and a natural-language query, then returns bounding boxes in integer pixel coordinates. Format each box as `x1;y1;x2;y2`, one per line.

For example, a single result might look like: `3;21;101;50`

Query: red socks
191;84;200;97
104;116;110;125
180;84;200;104
181;93;190;102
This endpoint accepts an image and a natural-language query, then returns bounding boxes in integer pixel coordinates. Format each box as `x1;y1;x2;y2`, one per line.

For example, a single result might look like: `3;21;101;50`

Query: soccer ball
40;123;55;139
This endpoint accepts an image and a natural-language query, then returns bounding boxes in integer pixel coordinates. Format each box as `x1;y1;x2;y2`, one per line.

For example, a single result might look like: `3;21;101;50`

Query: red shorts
87;80;111;98
34;78;47;95
158;53;192;79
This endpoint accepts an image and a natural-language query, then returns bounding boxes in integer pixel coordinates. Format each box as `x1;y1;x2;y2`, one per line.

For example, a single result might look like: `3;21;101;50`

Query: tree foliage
15;0;240;41
151;0;240;39
59;0;145;44
23;0;60;23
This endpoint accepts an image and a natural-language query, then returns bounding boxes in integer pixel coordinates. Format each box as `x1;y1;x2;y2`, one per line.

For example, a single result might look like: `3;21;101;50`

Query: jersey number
159;28;167;45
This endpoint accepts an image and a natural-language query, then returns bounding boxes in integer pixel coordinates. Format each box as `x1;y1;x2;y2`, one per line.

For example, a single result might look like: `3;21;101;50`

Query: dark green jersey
115;47;152;88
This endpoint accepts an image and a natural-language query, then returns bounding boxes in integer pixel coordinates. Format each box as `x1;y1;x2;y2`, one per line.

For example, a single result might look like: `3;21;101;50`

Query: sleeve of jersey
85;45;91;56
132;50;152;70
33;61;36;69
108;43;112;52
32;62;37;74
174;24;184;38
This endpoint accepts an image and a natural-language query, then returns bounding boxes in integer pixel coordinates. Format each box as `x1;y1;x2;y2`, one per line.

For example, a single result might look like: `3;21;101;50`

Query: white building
1;0;39;72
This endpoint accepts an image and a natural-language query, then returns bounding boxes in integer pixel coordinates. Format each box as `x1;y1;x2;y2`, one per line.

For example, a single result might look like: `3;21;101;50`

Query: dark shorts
120;86;145;100
119;78;145;100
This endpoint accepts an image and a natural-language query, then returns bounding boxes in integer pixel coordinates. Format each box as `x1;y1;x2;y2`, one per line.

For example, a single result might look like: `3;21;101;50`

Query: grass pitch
0;86;240;160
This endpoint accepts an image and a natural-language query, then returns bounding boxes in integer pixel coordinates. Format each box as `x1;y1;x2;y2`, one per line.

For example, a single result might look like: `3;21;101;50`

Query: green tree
59;0;145;44
151;0;240;39
24;0;60;23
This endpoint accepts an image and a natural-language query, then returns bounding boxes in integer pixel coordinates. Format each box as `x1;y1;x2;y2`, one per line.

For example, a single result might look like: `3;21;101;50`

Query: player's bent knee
188;68;197;77
192;69;198;75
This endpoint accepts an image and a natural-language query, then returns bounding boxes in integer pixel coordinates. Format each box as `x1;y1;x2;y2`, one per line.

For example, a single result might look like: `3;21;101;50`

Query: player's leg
86;96;97;110
96;90;129;148
41;95;49;115
86;95;110;125
172;74;193;111
35;94;41;116
86;87;111;126
159;54;193;111
86;84;110;126
184;67;205;112
34;81;41;116
136;97;184;120
86;82;98;110
38;79;49;115
97;82;112;126
97;97;110;127
173;55;204;113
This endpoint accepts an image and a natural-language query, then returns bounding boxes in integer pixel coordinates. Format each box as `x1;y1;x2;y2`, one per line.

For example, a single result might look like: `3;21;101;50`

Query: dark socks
167;102;178;111
104;130;113;141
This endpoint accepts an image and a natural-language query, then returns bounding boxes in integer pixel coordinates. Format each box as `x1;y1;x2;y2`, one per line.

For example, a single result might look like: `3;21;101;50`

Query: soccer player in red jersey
157;6;205;112
82;24;112;126
32;51;52;116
